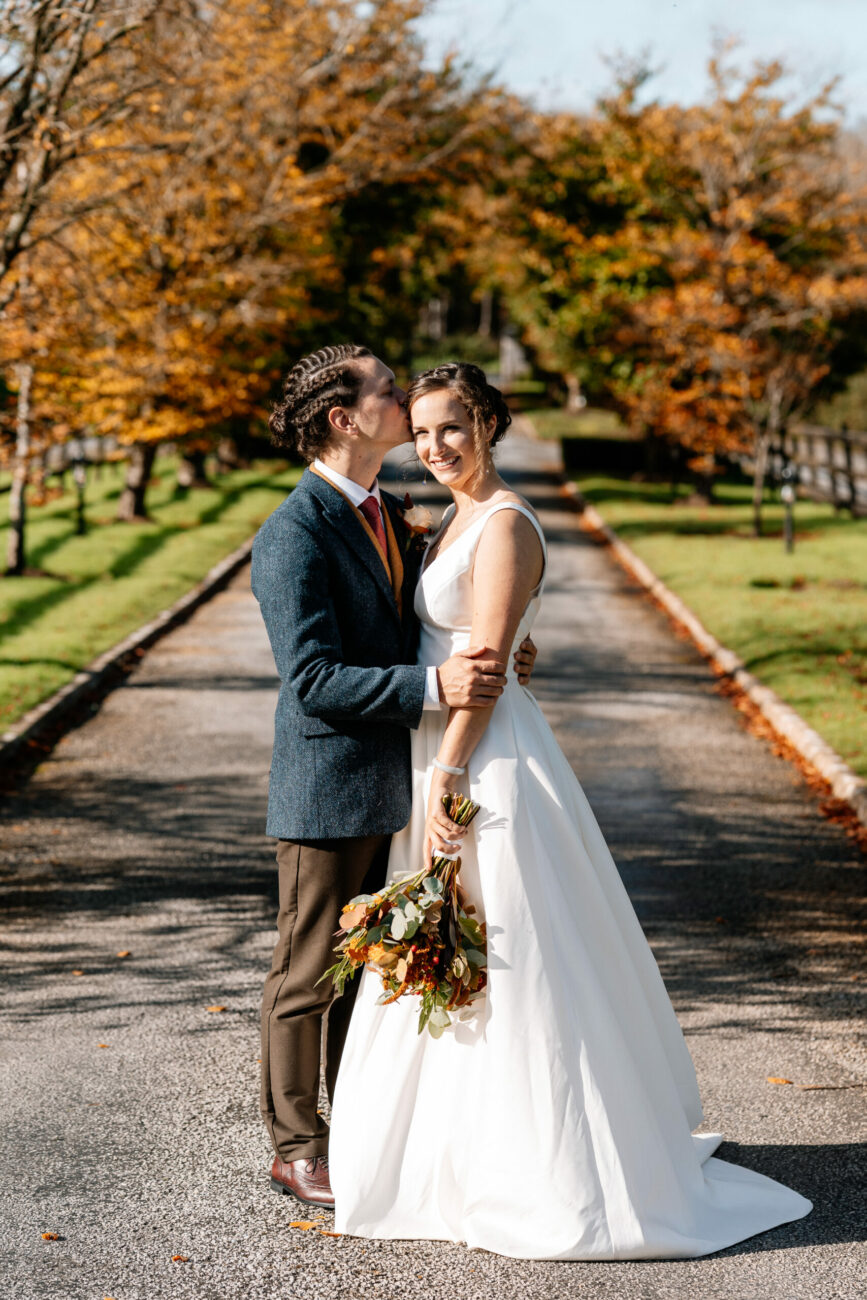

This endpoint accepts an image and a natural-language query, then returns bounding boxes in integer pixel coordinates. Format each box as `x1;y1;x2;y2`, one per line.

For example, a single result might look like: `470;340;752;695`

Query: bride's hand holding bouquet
320;780;487;1038
422;755;471;867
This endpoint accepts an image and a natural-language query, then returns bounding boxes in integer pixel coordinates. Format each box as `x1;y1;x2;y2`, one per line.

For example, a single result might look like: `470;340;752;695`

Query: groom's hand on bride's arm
514;636;537;686
436;645;507;708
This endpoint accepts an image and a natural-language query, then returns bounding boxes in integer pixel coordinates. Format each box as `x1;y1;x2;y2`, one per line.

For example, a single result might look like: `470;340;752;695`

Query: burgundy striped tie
359;494;387;554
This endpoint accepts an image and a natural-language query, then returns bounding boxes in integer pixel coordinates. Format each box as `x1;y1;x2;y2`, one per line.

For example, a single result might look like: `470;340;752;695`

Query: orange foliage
2;1;501;472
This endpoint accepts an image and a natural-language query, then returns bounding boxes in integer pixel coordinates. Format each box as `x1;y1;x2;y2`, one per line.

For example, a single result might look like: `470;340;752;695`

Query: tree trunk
689;464;715;505
478;290;493;338
216;435;246;472
5;362;33;576
117;443;157;521
643;428;659;480
752;429;770;538
176;448;210;490
564;373;584;413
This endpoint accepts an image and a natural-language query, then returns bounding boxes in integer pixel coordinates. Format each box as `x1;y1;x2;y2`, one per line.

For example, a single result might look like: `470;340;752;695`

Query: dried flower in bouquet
319;793;487;1038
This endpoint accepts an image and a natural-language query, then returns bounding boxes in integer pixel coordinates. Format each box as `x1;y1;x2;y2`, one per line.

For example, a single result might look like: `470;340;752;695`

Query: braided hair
269;343;372;462
406;363;512;458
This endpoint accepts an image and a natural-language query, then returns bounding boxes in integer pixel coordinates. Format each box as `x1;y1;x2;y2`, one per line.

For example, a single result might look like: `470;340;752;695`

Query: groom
251;343;536;1207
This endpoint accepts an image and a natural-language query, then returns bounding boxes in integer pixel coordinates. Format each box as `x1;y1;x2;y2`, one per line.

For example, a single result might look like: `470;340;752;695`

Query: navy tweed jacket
251;468;427;840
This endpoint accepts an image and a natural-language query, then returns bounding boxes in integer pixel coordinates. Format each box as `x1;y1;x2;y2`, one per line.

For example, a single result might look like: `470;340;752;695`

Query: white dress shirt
312;459;441;710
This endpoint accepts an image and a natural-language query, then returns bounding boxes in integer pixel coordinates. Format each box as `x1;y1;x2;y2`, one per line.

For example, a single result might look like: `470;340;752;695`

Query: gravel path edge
563;480;867;829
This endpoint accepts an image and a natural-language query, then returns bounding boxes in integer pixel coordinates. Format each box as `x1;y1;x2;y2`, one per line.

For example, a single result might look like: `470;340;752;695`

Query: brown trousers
260;834;391;1162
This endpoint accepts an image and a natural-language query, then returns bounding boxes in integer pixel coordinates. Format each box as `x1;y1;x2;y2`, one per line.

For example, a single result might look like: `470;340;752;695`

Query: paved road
1;437;864;1300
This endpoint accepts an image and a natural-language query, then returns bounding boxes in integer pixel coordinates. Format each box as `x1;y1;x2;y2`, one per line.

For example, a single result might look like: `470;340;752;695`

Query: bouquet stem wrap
319;793;487;1037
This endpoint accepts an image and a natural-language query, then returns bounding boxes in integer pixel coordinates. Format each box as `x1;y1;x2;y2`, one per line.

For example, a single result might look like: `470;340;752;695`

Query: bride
329;362;811;1259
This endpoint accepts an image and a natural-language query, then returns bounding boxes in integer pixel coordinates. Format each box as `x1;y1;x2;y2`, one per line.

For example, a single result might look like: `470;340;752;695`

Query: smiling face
410;389;494;492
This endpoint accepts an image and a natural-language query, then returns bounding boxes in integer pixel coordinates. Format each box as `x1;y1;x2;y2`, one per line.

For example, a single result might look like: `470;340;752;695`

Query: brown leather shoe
270;1155;334;1207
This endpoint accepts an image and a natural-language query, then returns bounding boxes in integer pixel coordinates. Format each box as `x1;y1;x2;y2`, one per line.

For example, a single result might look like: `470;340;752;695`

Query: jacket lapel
382;492;425;632
380;494;406;619
305;469;400;622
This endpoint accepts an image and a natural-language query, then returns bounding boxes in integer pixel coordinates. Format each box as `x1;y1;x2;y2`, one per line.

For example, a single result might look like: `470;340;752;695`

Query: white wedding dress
330;502;811;1259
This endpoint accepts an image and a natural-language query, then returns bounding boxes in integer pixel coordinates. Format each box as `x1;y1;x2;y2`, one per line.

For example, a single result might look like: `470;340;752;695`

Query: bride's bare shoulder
474;496;545;586
491;492;541;524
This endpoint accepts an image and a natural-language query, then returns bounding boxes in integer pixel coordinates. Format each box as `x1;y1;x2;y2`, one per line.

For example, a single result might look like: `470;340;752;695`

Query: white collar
313;459;381;510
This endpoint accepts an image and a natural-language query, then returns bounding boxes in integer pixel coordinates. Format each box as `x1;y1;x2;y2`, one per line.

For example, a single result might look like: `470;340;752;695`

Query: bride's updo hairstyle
269;343;371;462
406;363;512;466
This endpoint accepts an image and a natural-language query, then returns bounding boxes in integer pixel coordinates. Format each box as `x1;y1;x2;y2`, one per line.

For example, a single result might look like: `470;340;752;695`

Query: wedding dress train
330;502;811;1259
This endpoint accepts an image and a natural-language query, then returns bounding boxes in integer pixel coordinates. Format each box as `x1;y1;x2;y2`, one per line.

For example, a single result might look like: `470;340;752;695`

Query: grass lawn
574;474;867;781
525;406;633;440
0;456;301;732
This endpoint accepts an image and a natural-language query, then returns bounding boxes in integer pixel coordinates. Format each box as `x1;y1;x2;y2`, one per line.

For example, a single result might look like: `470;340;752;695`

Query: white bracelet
433;757;465;776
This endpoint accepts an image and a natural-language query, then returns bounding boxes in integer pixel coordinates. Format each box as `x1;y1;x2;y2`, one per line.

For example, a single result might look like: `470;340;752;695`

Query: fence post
840;423;856;517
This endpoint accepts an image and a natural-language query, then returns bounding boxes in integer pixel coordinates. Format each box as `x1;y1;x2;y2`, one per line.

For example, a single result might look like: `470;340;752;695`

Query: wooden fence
768;424;867;515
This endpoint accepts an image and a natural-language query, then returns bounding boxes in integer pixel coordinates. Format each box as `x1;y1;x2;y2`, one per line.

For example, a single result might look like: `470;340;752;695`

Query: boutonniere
398;494;434;553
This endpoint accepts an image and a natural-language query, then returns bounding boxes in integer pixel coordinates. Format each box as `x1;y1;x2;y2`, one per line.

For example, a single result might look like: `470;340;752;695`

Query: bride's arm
424;509;544;862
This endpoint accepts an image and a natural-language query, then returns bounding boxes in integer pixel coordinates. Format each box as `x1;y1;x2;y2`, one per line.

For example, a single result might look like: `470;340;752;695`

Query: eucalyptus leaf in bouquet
318;793;487;1036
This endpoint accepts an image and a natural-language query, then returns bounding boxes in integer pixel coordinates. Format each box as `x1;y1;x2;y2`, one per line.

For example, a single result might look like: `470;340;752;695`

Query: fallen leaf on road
41;1233;59;1241
289;1219;324;1230
206;1005;226;1013
796;1082;867;1091
768;1074;864;1090
115;950;131;958
97;1043;110;1049
319;1231;341;1238
72;970;84;977
171;1254;189;1263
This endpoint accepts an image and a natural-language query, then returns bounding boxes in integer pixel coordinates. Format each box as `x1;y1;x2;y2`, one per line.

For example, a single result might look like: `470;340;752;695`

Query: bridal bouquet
320;793;487;1038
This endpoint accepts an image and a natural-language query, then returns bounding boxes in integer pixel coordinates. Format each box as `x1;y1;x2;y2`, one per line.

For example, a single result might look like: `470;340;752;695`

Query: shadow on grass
1;476;288;642
0;656;84;672
577;478;863;542
608;512;861;542
740;641;867;679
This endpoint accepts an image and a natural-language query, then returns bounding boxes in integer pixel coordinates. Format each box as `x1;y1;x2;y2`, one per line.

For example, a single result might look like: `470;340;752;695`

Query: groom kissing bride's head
268;343;410;472
267;343;513;491
251;343;536;1210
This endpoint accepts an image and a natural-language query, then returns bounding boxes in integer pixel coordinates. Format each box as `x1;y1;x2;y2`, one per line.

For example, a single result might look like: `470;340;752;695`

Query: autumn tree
476;52;867;517
0;0;175;306
462;65;687;413
0;0;187;568
28;0;506;519
620;52;867;525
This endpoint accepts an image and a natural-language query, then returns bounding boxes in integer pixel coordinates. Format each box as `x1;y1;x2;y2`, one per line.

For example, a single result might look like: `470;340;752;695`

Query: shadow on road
713;1142;865;1253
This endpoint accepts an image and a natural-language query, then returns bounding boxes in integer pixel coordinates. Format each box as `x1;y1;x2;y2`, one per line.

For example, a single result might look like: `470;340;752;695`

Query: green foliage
410;332;500;376
810;369;867;431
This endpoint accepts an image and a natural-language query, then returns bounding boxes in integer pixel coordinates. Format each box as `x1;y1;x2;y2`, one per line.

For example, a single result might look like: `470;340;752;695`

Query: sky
417;0;867;125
